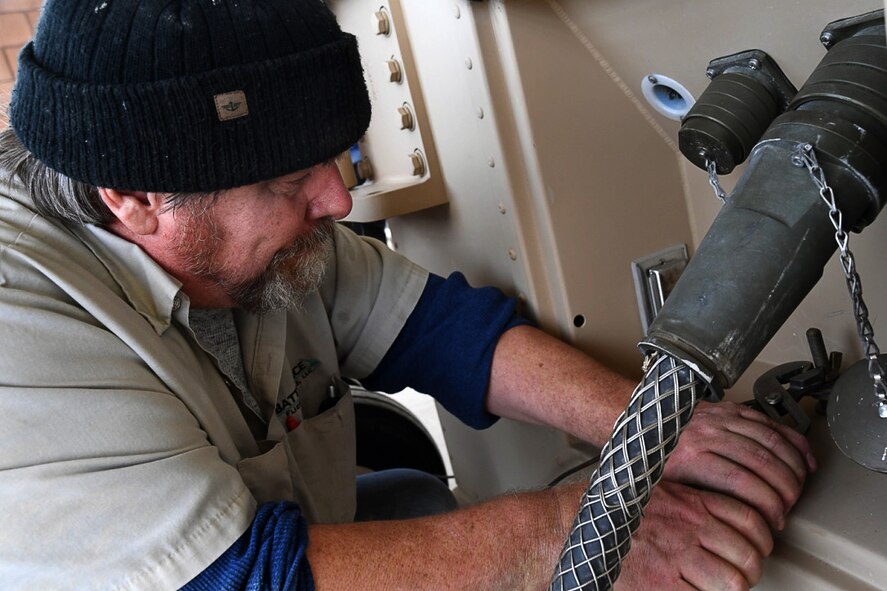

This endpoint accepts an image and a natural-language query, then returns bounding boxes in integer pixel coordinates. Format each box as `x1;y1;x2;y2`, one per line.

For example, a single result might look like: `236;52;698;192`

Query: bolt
748;58;761;70
879;402;887;419
705;68;717;79
764;391;782;405
387;59;403;83
791;144;812;167
374;10;390;36
647;75;658;84
821;31;834;47
397;104;415;130
409;151;426;177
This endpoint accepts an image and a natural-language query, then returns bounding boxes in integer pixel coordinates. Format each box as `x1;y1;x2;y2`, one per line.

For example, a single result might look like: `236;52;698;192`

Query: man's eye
280;173;311;191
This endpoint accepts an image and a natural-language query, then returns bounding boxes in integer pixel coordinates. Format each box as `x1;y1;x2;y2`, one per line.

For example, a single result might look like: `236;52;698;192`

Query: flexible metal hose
549;353;705;591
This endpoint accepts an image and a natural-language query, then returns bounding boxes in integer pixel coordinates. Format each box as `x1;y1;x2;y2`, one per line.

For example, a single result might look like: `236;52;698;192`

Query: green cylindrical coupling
679;72;782;174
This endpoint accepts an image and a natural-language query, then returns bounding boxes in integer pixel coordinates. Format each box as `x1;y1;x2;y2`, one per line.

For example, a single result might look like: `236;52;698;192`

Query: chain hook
793;144;887;419
703;155;728;205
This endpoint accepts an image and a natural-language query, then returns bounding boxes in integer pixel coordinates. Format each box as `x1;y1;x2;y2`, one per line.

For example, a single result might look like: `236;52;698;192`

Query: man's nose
307;162;353;221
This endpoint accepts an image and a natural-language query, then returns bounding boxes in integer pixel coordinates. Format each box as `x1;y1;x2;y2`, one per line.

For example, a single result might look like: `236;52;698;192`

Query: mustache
222;217;336;313
271;217;336;267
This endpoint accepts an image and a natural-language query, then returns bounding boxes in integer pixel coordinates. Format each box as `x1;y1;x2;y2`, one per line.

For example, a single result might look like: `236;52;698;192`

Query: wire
547;453;602;488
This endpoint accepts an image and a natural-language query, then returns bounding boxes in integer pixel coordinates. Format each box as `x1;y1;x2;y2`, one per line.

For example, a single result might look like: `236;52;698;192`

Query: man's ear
97;188;165;235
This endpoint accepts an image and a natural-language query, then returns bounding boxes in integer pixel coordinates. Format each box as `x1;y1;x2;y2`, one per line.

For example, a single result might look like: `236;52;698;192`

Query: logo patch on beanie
214;91;249;121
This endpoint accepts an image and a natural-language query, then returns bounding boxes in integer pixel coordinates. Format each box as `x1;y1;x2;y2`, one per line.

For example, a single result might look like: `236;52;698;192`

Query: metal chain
705;158;728;204
791;143;887;418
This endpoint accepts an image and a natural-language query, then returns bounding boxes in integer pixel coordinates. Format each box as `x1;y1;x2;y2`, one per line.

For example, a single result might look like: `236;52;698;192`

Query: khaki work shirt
0;178;427;590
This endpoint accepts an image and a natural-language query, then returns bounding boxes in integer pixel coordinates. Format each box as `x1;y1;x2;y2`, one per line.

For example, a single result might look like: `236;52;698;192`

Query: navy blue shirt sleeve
180;502;314;591
361;272;532;429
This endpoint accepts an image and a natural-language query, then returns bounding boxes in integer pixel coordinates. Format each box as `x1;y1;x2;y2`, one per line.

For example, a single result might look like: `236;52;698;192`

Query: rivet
409;151;427;177
397;104;415;130
498;202;507;214
487;157;496;168
748;58;761;70
508;248;517;261
764;391;782;405
373;9;390;36
387;59;403;83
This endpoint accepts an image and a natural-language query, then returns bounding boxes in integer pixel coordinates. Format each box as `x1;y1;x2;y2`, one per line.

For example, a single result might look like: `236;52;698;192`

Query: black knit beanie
9;0;371;192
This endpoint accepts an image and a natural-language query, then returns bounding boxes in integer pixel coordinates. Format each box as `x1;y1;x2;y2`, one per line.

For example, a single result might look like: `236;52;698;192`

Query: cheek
229;216;297;265
208;193;308;267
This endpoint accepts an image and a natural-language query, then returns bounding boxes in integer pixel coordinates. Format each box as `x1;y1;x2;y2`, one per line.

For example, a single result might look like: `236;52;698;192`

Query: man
0;1;814;589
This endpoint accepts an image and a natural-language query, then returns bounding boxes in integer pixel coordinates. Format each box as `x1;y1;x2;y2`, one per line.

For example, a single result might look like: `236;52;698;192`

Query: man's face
169;160;352;313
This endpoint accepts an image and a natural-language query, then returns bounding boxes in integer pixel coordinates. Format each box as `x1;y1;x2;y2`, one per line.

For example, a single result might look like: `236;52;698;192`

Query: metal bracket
747;328;842;434
704;49;797;111
820;8;885;49
631;245;688;334
753;362;814;434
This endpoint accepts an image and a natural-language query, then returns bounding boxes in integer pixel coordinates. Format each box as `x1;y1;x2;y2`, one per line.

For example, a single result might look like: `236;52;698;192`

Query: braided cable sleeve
549;354;705;591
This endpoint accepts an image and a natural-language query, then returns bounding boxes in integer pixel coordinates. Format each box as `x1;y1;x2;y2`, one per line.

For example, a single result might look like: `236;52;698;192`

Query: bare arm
486;324;816;529
306;325;791;590
485;324;636;446
307;479;773;591
307;482;583;590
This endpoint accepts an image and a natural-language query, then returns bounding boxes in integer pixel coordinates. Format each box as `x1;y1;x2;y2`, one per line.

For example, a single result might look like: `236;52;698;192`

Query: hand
615;480;773;591
663;400;817;530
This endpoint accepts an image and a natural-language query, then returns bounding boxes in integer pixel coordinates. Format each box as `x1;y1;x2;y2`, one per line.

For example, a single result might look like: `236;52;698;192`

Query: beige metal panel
383;0;590;500
378;0;700;499
330;0;449;221
384;1;537;298
485;0;695;380
390;0;697;379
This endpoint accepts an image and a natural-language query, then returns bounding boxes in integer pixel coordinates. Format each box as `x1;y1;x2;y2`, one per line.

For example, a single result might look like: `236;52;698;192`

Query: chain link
791;143;887;418
705;158;728;204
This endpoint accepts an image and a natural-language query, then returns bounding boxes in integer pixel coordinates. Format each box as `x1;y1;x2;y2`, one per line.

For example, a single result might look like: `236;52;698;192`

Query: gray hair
0;125;112;225
0;126;213;226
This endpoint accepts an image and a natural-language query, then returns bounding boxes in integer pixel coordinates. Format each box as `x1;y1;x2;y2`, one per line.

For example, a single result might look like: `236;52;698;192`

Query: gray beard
177;203;335;314
223;220;334;313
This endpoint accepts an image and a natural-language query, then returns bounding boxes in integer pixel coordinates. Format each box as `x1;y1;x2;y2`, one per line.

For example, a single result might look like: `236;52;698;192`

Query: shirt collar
77;224;186;334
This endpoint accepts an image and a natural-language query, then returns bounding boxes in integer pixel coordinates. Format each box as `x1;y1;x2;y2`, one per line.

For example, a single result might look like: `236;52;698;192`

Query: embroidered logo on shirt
275;359;320;419
214;90;249;121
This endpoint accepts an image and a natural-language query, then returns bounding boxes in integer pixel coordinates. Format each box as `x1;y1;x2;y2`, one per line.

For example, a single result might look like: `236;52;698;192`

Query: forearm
307;482;584;590
487;325;815;533
486;325;636;447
